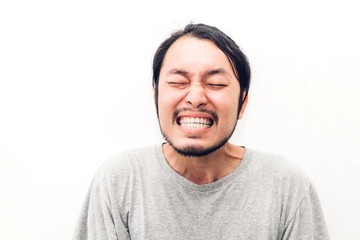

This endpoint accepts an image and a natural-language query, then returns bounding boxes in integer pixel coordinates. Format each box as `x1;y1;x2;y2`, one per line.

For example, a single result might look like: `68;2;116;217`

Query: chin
168;140;227;158
161;123;236;158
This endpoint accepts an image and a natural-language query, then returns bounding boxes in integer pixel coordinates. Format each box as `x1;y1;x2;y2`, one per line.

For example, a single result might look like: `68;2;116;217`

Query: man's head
153;23;251;114
153;23;251;157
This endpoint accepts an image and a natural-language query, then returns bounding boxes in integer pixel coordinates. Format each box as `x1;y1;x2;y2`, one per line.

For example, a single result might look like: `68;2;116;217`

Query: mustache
173;108;218;123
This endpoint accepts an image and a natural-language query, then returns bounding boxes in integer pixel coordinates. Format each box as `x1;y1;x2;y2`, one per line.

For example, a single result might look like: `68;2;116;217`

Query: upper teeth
179;117;212;128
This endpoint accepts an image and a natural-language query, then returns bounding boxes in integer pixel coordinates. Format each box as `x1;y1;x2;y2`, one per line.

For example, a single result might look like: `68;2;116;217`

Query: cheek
208;92;240;122
159;85;186;105
157;87;182;120
208;91;239;109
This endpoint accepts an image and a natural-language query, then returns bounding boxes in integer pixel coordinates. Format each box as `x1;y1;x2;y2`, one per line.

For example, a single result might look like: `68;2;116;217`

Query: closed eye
168;82;187;85
167;81;189;88
207;84;227;87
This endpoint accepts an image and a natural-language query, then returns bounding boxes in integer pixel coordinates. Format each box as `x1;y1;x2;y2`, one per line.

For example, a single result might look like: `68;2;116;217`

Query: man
73;23;330;239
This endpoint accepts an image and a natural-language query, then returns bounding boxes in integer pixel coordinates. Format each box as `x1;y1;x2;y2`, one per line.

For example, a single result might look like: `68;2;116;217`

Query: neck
162;142;245;185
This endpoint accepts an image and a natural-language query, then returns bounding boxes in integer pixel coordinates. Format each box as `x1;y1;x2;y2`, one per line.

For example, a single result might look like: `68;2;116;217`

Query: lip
176;122;213;135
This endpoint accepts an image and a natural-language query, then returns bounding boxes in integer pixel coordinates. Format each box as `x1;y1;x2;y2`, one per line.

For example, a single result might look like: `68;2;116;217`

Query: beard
160;120;238;158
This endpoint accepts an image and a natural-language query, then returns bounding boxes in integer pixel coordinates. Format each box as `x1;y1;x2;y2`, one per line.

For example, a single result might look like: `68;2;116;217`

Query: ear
154;87;159;116
238;94;248;120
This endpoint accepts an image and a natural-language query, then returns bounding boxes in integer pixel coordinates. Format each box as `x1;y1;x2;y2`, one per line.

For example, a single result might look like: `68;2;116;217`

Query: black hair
152;23;251;115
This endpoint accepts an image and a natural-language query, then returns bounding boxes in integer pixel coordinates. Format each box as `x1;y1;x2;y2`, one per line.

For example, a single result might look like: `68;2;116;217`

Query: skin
157;36;248;185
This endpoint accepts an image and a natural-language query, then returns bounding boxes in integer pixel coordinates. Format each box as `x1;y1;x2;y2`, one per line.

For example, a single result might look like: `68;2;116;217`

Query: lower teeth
180;123;210;128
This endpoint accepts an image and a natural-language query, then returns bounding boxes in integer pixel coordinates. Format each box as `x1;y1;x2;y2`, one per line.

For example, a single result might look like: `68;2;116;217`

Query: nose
185;83;207;108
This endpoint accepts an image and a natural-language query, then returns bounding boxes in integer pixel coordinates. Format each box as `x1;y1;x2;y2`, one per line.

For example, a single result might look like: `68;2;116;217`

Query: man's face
157;36;245;157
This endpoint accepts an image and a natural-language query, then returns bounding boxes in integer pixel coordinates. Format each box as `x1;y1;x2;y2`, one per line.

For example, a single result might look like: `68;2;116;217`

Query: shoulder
244;148;312;195
245;148;309;180
244;148;320;216
93;144;161;183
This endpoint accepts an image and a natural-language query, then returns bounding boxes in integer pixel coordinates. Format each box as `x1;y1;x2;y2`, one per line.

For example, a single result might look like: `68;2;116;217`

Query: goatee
160;123;238;158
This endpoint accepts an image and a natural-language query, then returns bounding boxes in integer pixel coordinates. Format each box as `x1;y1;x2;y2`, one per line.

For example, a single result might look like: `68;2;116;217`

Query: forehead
160;36;234;76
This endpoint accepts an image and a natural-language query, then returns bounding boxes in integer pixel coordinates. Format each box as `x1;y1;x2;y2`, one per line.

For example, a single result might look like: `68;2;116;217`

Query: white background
1;0;359;239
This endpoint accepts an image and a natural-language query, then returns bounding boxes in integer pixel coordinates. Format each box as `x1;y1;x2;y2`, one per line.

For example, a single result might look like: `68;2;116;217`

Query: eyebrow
206;68;230;77
169;69;191;77
168;68;231;78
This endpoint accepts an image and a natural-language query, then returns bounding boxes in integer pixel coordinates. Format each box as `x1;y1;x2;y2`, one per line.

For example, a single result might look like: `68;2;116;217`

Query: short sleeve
281;184;330;240
72;176;130;240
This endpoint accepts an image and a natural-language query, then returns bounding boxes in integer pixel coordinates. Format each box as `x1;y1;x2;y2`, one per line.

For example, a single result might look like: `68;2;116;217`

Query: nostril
187;100;205;107
186;100;207;108
186;93;207;107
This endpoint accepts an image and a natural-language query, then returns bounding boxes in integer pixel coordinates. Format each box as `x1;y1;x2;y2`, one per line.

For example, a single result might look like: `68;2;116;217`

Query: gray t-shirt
73;144;330;240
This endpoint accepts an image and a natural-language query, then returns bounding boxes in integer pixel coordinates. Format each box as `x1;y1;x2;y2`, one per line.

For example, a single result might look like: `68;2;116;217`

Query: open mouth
176;117;214;129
